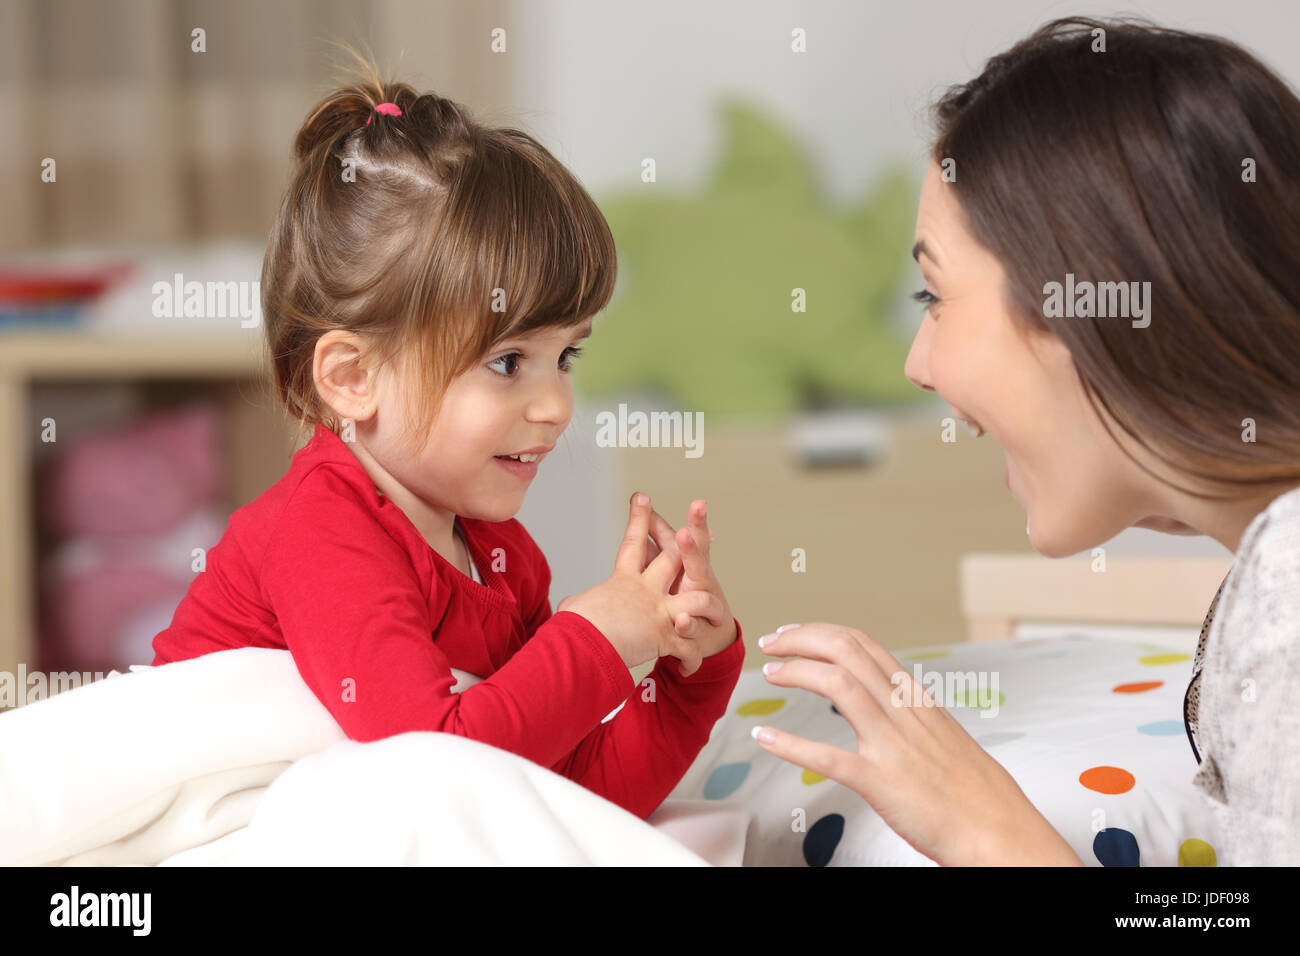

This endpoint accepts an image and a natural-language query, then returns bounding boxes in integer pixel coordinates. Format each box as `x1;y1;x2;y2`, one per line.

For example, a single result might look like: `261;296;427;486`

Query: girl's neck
345;435;465;570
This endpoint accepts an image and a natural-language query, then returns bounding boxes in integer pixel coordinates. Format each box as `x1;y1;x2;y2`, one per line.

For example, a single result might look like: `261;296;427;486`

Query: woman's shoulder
1218;484;1300;644
1194;484;1300;863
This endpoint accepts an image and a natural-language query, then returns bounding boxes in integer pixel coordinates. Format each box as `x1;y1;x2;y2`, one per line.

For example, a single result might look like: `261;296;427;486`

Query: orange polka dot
1113;680;1164;694
1079;766;1135;794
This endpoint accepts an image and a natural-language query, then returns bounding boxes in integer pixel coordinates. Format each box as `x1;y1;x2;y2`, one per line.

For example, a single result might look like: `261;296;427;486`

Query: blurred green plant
578;98;923;418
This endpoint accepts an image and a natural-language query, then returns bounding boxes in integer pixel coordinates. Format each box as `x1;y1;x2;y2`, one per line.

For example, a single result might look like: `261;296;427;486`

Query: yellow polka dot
1139;653;1191;666
737;698;786;717
905;650;950;660
1178;838;1217;867
801;769;826;785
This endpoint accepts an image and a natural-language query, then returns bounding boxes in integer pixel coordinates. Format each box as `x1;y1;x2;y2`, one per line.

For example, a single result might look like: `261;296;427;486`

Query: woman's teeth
966;421;986;438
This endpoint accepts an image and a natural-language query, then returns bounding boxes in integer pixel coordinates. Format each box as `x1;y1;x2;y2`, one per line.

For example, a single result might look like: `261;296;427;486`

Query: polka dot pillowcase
666;633;1221;866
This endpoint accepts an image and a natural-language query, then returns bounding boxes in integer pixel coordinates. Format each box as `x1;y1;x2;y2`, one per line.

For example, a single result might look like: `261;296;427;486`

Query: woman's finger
761;656;899;741
758;622;902;715
750;724;870;797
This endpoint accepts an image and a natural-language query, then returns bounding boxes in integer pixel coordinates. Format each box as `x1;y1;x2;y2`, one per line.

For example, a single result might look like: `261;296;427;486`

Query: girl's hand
558;494;705;676
644;499;737;660
752;622;1082;866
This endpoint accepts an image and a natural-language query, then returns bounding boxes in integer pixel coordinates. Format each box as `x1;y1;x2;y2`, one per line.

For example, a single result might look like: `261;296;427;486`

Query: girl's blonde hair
262;50;617;451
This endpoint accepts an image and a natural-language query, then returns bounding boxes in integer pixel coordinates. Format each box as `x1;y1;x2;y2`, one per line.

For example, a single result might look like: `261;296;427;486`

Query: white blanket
0;648;750;866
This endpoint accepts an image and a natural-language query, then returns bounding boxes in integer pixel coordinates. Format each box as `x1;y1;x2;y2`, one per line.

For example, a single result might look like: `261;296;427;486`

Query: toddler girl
151;66;745;821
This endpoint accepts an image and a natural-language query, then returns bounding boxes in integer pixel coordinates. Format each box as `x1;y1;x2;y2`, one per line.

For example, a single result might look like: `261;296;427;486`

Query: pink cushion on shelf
40;402;224;536
46;564;185;672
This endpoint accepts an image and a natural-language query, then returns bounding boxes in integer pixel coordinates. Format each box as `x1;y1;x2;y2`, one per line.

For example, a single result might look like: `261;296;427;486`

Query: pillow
667;633;1223;866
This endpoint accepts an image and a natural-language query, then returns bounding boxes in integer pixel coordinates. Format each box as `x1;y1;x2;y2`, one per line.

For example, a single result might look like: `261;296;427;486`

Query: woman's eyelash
488;346;585;377
912;288;939;310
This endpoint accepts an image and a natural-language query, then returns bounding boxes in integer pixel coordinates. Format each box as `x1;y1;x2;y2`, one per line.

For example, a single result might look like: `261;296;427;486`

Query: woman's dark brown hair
929;16;1300;498
262;45;616;451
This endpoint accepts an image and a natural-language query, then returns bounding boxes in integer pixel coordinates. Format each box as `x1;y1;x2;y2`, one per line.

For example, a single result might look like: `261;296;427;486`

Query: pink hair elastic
365;102;402;126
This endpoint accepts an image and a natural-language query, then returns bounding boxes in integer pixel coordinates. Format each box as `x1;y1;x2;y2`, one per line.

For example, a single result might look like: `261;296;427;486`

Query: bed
0;553;1230;867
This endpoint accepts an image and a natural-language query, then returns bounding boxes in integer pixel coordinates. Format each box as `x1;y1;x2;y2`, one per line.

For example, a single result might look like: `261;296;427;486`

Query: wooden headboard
957;552;1235;642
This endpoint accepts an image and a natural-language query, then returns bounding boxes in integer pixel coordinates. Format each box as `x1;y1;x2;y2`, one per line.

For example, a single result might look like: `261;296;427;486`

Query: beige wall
616;412;1034;672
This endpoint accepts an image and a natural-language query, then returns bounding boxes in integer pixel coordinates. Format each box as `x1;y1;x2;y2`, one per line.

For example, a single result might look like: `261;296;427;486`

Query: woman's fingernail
751;725;777;744
762;661;783;676
757;633;775;648
776;623;801;633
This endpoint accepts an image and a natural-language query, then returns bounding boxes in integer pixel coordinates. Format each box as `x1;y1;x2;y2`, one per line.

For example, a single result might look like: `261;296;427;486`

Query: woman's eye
912;288;939;311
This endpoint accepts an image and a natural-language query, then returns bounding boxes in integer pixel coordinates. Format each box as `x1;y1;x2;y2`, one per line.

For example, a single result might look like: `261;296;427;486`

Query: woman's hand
751;622;1082;866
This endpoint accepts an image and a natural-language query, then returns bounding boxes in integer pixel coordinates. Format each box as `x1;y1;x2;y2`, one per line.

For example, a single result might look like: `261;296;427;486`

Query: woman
750;16;1300;866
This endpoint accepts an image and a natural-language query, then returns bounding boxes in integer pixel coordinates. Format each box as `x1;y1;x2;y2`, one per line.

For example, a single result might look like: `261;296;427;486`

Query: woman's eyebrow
911;239;939;267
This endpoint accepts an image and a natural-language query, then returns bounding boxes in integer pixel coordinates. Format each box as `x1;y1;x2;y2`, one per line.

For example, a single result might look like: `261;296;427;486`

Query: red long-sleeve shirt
152;423;745;820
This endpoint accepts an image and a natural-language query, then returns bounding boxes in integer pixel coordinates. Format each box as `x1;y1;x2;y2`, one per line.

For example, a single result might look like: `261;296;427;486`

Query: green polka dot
952;689;1005;709
1139;653;1191;666
1178;838;1217;867
737;697;786;717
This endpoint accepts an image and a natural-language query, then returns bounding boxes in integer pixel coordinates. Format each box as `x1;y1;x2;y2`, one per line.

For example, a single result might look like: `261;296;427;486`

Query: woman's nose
903;324;934;392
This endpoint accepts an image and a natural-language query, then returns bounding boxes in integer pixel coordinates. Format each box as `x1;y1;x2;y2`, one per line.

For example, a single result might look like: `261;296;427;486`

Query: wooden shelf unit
0;330;295;674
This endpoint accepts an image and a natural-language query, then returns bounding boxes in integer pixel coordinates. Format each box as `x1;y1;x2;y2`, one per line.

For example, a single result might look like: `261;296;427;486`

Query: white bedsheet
0;648;750;867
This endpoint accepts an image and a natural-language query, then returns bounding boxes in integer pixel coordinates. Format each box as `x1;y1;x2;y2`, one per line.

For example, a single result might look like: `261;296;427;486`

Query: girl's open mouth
493;455;539;478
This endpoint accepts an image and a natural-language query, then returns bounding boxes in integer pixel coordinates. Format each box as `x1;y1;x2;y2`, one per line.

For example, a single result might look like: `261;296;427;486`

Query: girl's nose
527;377;571;424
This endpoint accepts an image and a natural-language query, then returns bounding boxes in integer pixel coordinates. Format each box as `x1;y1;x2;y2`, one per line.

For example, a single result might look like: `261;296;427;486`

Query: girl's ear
313;330;379;424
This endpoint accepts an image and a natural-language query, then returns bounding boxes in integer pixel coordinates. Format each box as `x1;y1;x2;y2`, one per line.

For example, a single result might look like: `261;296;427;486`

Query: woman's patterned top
1179;484;1300;865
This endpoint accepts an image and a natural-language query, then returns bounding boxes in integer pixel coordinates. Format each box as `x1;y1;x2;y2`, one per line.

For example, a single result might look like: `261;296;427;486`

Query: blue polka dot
803;813;845;867
703;762;750;799
1137;719;1185;736
1093;827;1140;866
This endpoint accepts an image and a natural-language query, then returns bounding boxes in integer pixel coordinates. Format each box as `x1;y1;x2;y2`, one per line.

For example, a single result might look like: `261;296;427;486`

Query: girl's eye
912;288;939;312
559;345;583;372
488;346;585;378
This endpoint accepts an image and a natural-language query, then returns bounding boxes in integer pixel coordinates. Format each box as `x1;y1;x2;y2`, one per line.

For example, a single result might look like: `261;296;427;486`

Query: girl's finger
673;611;699;638
667;633;702;676
647;509;681;567
615;493;653;575
665;589;726;627
688;499;712;558
676;524;715;588
645;536;684;593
